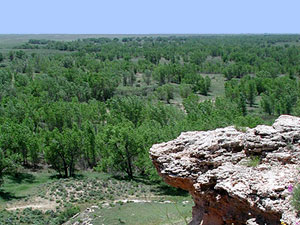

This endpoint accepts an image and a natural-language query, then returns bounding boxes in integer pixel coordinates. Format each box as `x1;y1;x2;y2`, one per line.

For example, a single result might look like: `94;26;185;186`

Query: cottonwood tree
44;127;82;177
0;148;20;186
245;80;257;107
0;120;39;166
82;121;97;168
99;122;138;179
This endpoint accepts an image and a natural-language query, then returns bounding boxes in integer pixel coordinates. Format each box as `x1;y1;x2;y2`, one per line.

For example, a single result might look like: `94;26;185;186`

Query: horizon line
0;33;300;35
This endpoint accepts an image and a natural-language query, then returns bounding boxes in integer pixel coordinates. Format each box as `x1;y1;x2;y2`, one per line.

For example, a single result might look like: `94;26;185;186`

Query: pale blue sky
1;0;299;34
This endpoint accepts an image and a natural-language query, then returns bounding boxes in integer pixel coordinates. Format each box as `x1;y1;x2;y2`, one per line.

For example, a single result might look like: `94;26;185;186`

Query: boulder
150;115;300;225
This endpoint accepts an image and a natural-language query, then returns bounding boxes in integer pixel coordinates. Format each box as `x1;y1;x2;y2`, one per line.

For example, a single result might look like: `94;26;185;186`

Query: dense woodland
1;34;300;185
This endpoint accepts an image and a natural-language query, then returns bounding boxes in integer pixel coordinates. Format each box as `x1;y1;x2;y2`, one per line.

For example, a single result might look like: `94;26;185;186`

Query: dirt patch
6;197;57;212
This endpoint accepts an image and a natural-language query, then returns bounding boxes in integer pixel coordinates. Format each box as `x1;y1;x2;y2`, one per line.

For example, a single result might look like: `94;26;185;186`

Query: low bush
247;156;261;167
291;184;300;211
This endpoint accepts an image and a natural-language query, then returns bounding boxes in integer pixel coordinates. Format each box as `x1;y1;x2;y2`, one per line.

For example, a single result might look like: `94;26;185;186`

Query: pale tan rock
150;115;300;225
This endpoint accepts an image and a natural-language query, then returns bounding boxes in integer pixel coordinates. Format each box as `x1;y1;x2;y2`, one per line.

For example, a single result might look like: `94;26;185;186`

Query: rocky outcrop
150;115;300;225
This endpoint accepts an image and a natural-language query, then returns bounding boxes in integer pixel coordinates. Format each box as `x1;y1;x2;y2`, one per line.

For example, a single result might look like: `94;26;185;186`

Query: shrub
291;184;300;211
235;125;247;133
247;156;261;167
179;84;192;98
56;205;80;224
119;218;126;224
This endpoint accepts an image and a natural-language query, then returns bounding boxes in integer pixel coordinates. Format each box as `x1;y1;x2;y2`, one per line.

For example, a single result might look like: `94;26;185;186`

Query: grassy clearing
246;95;277;125
156;74;225;107
0;170;192;224
0;171;56;206
87;201;193;225
198;74;225;102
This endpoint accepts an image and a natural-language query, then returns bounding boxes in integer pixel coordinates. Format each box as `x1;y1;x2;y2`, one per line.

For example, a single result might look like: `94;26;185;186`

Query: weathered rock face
150;115;300;225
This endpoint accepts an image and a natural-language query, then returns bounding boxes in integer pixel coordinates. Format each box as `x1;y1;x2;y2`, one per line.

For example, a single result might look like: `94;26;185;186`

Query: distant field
0;34;167;54
0;34;116;49
0;34;197;49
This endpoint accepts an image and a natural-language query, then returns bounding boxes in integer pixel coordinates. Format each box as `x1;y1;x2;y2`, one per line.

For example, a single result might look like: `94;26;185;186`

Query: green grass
150;74;226;107
0;170;192;224
291;184;300;211
197;74;225;102
0;171;56;206
246;156;261;167
87;201;192;225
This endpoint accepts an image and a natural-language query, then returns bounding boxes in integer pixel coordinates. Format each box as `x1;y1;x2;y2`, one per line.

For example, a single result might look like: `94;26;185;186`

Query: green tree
179;84;192;98
44;127;82;177
143;69;152;85
155;84;174;103
0;121;38;166
183;73;211;95
0;52;4;62
245;79;257;107
238;93;247;116
261;94;274;115
99;122;137;179
82;121;97;168
0;148;20;186
109;96;144;127
88;73;118;101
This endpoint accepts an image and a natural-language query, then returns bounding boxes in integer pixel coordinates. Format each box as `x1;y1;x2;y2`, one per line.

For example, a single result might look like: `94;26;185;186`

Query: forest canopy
1;34;300;183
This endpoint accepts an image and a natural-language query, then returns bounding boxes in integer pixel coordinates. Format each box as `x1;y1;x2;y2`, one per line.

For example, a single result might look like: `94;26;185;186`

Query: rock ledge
150;115;300;225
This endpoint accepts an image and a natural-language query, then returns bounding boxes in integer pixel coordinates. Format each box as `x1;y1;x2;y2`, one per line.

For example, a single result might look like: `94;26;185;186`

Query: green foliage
0;148;20;186
238;93;247;116
44;126;82;177
260;76;298;115
291;184;300;211
0;120;39;166
108;96;144;127
88;72;119;101
183;96;239;130
82;121;97;168
225;74;299;116
223;62;251;80
1;34;299;185
98;122;137;179
56;205;80;224
179;84;193;99
1;34;300;224
246;156;261;167
245;79;257;107
225;75;257;108
155;84;175;103
0;204;80;225
182;73;211;95
142;69;152;85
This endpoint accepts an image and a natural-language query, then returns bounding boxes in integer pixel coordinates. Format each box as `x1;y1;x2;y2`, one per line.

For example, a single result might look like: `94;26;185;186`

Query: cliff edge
150;115;300;225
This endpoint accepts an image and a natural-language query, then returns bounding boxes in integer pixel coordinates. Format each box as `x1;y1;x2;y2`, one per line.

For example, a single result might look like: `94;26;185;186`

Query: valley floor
0;170;192;225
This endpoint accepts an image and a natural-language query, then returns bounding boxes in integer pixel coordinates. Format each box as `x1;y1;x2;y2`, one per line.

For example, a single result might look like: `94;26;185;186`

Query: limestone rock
150;115;300;225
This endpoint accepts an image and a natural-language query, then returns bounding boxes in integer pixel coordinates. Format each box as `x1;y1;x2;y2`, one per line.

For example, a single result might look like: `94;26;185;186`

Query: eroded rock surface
150;115;300;225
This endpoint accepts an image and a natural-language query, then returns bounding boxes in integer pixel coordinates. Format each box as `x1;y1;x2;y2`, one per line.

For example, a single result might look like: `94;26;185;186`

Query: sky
1;0;299;34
